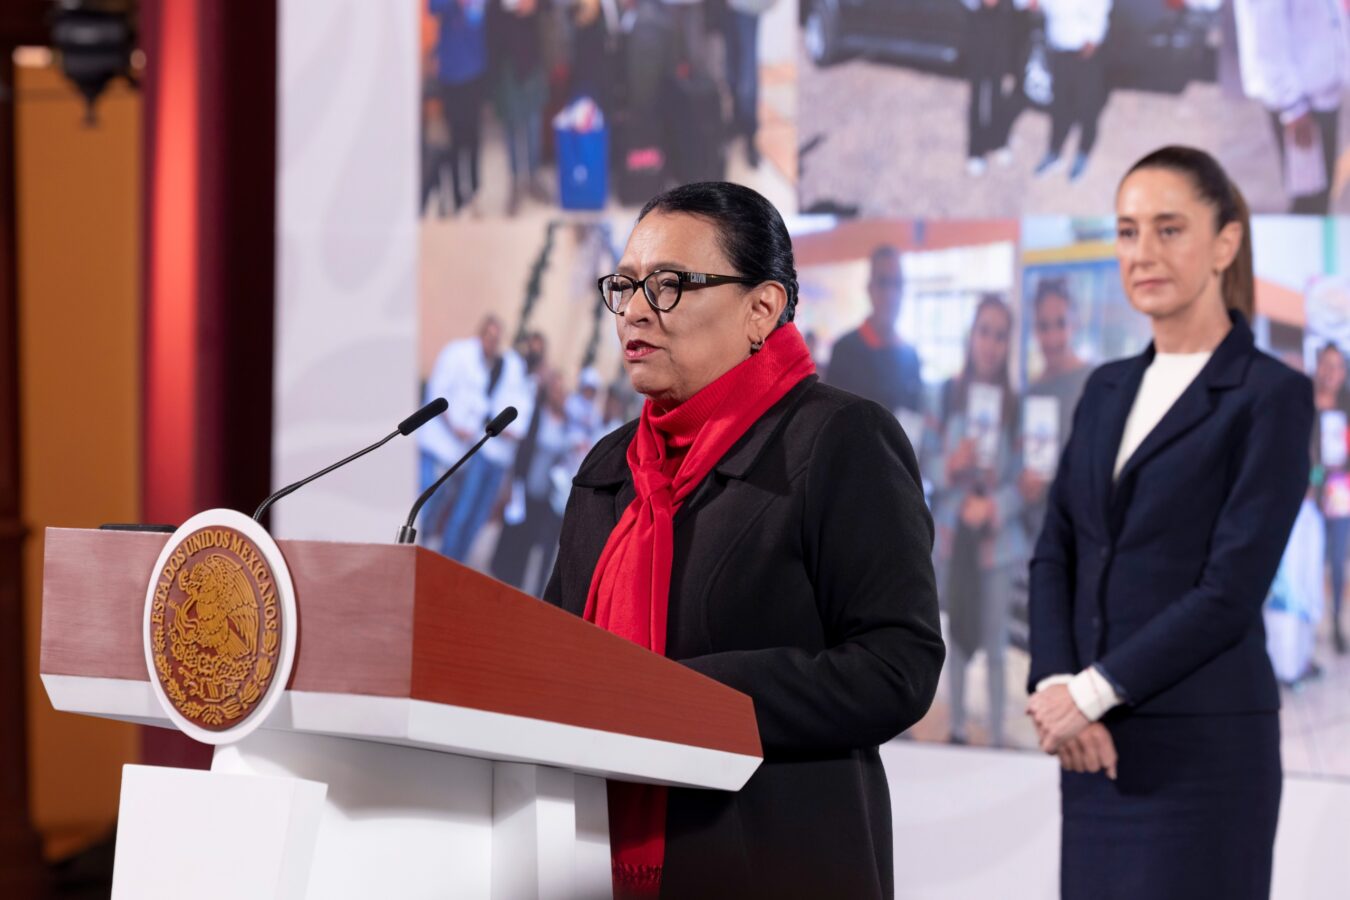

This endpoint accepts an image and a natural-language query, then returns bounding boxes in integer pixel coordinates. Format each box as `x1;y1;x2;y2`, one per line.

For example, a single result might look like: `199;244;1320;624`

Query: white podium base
112;764;327;900
112;730;612;899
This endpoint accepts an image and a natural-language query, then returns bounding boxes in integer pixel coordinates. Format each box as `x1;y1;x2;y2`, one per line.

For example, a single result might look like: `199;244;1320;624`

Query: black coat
543;376;944;899
1028;313;1313;712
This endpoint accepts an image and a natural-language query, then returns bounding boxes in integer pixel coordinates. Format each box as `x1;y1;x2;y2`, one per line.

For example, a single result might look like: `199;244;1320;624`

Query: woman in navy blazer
1026;146;1313;900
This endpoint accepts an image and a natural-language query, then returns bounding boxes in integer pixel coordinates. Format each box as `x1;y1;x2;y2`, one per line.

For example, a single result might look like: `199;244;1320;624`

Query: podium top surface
40;527;762;789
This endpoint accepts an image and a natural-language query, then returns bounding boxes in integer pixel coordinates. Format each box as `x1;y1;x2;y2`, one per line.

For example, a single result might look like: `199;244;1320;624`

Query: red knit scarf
584;324;816;896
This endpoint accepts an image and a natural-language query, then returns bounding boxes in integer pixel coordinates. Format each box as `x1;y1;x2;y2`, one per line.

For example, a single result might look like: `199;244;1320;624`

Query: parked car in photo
802;0;1221;96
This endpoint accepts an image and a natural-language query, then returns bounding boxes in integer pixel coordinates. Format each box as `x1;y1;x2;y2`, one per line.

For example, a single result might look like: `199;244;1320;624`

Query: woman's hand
1056;723;1118;780
1027;684;1090;752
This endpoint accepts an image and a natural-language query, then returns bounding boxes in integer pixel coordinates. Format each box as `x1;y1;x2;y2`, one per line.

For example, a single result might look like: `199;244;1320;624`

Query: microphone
397;400;448;436
397;406;518;545
253;397;450;522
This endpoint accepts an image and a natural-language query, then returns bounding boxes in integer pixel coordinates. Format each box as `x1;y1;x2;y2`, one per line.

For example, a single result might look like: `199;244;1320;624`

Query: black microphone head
398;397;449;436
485;406;518;437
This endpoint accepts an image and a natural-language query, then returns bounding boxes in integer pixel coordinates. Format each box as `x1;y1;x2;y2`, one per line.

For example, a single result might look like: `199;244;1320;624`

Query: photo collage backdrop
416;0;1350;777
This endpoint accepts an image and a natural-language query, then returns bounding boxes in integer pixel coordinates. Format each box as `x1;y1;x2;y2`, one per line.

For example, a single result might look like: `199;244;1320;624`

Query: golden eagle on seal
175;553;259;659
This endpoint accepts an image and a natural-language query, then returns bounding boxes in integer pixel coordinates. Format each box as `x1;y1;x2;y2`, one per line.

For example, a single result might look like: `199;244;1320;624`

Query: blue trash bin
556;123;608;211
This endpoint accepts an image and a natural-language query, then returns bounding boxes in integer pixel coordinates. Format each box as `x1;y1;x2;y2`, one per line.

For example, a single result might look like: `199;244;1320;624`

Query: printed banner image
420;0;800;221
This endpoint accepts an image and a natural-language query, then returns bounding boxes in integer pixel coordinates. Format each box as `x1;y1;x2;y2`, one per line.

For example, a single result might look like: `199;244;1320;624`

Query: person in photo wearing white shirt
1028;0;1113;183
418;315;536;561
1232;0;1350;214
1026;146;1312;900
1311;342;1350;653
927;294;1025;748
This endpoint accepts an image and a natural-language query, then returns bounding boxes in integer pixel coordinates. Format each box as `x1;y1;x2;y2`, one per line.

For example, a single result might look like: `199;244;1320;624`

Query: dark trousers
967;70;1014;158
490;495;563;597
1048;48;1107;158
438;78;485;210
724;11;760;140
965;10;1015;158
420;92;448;216
1268;107;1340;215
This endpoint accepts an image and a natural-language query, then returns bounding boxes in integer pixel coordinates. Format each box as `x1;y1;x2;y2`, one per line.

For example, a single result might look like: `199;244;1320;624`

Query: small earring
750;337;765;354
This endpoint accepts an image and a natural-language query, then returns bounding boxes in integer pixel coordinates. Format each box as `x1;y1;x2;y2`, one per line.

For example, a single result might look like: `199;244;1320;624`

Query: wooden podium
39;527;762;899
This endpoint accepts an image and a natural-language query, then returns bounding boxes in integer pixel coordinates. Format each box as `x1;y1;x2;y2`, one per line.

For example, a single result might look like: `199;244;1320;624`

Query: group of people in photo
421;0;779;217
958;0;1349;211
823;247;1093;747
417;315;639;595
962;0;1113;183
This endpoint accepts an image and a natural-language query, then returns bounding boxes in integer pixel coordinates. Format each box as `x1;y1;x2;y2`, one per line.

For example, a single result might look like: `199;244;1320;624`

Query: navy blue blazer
1028;313;1313;715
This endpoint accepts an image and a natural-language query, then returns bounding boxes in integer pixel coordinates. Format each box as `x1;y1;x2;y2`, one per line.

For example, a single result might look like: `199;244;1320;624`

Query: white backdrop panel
274;0;419;542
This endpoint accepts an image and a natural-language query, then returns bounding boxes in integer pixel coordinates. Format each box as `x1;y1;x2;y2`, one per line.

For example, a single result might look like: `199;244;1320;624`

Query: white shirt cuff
1067;666;1122;722
1035;674;1074;693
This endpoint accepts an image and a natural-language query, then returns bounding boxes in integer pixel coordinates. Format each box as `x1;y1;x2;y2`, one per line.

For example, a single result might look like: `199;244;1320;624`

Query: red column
142;0;201;527
140;0;277;769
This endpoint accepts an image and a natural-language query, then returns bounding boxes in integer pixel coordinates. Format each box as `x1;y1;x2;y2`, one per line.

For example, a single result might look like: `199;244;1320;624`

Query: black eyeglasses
597;270;760;314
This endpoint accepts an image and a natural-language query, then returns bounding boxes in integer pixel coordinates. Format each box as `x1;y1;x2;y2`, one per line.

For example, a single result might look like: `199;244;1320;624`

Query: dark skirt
1061;712;1281;900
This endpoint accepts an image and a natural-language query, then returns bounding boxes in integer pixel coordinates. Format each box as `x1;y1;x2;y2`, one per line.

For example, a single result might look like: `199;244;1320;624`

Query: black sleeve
677;400;946;754
543;474;586;613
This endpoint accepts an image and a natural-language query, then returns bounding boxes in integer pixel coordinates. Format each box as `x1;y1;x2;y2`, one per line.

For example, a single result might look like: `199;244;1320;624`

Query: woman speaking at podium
1026;146;1313;900
543;182;944;899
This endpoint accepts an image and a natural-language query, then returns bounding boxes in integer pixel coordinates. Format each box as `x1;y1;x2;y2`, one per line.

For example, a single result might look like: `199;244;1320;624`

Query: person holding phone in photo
1026;145;1313;900
930;293;1025;748
1232;0;1349;214
1020;278;1092;536
1312;342;1350;653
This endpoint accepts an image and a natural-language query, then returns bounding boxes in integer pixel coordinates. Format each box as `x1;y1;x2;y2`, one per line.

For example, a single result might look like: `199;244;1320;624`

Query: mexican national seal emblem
143;509;297;743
